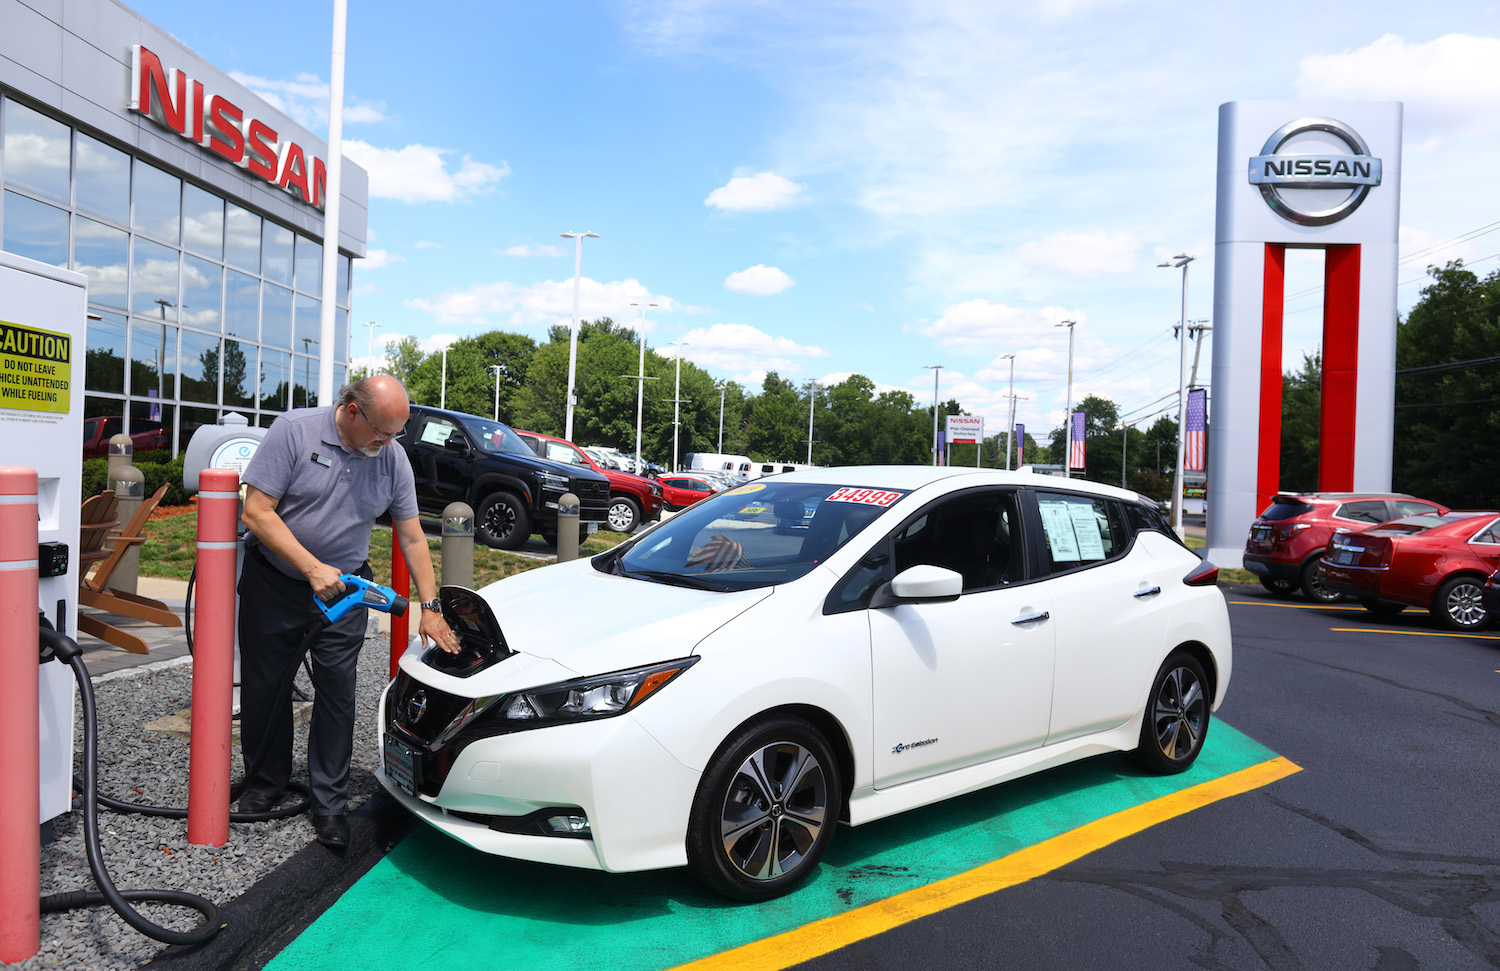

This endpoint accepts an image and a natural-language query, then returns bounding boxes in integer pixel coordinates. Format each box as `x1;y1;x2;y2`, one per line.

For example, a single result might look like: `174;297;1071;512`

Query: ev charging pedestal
0;251;87;836
182;412;268;708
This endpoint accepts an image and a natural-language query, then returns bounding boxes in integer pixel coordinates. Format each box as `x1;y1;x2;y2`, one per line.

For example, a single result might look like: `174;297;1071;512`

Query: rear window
1378;514;1459;533
1260;499;1314;521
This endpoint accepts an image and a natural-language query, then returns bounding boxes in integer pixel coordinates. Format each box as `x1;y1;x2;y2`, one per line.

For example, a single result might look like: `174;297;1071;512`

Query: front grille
570;477;611;520
386;674;483;797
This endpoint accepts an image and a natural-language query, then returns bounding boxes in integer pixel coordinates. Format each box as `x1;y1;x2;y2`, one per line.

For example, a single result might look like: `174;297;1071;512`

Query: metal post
561;231;599;441
1057;321;1076;478
718;384;726;454
107;464;145;595
806;383;816;465
629;301;657;470
1160;254;1195;536
556;492;580;563
440;347;448;410
924;365;943;466
1121;422;1129;489
106;432;132;480
390;541;410;681
440;501;474;589
0;466;40;962
189;468;238;847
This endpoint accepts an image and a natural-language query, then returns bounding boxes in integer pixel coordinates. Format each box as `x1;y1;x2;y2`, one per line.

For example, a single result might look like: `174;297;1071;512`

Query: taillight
1278;522;1311;542
1183;561;1219;587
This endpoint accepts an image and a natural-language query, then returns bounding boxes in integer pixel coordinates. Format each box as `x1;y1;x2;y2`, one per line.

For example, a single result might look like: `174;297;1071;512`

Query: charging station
0;250;87;833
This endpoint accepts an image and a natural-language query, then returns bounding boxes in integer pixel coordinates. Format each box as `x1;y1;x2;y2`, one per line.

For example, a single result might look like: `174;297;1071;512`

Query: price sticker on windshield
826;487;902;507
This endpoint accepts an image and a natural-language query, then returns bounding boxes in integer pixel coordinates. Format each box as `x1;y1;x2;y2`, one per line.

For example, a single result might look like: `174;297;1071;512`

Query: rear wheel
1431;575;1488;631
687;716;842;901
1132;651;1210;775
476;491;531;550
607;495;641;533
1259;576;1296;598
1300;556;1344;603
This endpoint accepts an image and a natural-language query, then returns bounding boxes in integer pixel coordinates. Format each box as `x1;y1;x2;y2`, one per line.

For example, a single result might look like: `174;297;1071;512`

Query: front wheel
1131;651;1210;775
687;716;842;901
1300;556;1344;603
476;491;531;550
1432;575;1489;631
607;496;641;533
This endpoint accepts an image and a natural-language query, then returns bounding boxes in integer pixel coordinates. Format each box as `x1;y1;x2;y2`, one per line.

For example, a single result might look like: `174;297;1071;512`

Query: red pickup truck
82;416;170;458
515;429;664;534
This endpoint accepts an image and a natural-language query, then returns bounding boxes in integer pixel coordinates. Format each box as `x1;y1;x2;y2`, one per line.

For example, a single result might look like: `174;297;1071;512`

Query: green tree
1278;352;1322;493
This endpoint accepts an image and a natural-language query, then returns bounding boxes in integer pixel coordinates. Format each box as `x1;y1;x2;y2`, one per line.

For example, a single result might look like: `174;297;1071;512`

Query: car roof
745;465;1144;500
1273;492;1419;501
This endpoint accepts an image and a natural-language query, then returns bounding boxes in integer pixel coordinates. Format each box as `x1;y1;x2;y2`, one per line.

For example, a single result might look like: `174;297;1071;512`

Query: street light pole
440;345;448;410
1056;320;1076;477
1159;253;1195;536
923;364;943;466
488;364;502;421
667;341;688;472
1121;420;1129;489
998;353;1015;470
718;383;726;453
363;320;381;375
806;383;816;465
628;300;657;471
560;231;599;441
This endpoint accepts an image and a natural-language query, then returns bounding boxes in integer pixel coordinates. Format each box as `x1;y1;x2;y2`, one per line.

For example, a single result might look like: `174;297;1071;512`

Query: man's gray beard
360;443;382;458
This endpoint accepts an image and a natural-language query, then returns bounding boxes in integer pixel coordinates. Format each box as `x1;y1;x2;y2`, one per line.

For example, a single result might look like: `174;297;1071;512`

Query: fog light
545;813;591;836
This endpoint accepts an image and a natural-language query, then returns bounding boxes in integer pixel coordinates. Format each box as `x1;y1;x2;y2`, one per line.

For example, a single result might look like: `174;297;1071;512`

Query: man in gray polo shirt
238;374;459;848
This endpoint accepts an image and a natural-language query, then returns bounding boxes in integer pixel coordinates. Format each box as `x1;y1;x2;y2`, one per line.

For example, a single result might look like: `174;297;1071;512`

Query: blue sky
132;0;1500;441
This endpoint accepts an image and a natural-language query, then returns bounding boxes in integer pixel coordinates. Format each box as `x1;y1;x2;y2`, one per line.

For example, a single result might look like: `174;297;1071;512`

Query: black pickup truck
401;405;610;549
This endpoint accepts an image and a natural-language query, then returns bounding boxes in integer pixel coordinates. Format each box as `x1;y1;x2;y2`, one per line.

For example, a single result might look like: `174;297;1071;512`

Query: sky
131;0;1500;444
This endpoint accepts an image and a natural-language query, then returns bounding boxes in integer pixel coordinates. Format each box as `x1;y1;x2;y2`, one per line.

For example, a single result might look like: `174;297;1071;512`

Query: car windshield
606;481;906;591
458;416;537;457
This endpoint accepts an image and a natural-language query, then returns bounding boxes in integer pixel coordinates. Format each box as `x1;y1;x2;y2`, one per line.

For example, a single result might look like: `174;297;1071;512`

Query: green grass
139;513;629;588
1183;532;1257;586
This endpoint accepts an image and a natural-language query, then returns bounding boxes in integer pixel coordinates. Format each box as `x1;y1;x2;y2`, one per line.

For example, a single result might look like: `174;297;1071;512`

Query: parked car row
1242;489;1500;631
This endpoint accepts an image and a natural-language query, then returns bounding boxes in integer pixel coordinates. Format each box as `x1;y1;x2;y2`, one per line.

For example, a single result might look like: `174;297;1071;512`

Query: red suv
515;430;664;534
82;416;170;458
1243;492;1449;602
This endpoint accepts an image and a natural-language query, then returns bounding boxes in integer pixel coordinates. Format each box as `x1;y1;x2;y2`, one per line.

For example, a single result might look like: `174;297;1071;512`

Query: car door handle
1011;610;1049;626
1132;586;1162;599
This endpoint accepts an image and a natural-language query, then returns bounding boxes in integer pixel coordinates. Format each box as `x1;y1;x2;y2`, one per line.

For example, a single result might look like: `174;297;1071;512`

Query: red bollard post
0;467;40;962
189;469;238;847
390;541;410;680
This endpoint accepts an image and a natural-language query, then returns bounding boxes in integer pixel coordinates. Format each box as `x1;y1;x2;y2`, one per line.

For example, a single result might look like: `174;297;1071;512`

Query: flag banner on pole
1014;423;1025;466
1069;411;1085;470
1185;388;1207;472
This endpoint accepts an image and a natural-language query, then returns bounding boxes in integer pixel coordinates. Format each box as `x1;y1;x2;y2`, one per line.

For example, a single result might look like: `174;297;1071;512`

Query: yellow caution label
0;319;71;414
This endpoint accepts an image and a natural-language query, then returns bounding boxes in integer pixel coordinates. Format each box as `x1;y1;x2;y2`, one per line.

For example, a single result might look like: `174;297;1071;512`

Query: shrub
84;454;190;506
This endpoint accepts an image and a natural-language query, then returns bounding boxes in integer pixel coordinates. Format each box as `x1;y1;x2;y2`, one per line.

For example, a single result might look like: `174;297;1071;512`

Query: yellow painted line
1328;627;1500;641
1227;600;1358;610
670;756;1301;971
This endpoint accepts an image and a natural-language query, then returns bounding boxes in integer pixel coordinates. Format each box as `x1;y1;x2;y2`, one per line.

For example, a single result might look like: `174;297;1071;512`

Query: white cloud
361;249;405;270
228;71;386;130
920;299;1081;348
406;278;673;328
414;240;442;250
677;322;829;375
724;264;795;295
1018;231;1141;277
342;140;509;204
705;172;806;211
500;242;565;258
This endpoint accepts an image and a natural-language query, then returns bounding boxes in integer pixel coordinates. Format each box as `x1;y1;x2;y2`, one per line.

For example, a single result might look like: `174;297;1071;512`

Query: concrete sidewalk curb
145;789;414;971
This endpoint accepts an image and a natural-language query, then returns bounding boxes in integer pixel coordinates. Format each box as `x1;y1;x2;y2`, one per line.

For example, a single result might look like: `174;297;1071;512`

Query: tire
476;491;531;551
1259;576;1296;598
1300;556;1344;603
1131;651;1210;775
1431;575;1489;631
687;716;842;902
1360;599;1406;619
607;495;641;534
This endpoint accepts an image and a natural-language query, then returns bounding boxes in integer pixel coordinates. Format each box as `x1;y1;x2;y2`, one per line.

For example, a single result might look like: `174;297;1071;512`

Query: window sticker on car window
825;487;902;507
1038;501;1081;560
728;483;766;495
1068;503;1107;560
419;421;454;446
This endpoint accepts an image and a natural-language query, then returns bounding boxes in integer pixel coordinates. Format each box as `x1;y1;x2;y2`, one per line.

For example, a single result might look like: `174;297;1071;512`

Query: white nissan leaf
377;466;1231;900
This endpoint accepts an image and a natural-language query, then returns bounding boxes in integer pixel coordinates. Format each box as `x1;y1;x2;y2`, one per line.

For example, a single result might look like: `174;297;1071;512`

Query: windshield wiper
621;569;728;591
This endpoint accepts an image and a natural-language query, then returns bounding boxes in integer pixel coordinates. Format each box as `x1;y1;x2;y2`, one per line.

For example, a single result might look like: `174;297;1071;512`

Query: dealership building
0;0;368;450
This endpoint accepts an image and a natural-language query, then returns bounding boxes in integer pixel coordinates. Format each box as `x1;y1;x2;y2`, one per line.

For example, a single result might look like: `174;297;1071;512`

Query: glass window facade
0;95;354;452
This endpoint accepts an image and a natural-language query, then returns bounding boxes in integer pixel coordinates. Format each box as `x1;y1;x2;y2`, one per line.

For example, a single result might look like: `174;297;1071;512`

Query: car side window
1472;519;1500;545
890;490;1020;592
415;415;462;447
1337;500;1389;523
1394;500;1440;517
1034;491;1128;576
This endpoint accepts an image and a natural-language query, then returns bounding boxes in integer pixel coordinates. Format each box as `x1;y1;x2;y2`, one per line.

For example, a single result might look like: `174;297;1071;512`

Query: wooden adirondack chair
77;483;180;655
77;490;120;568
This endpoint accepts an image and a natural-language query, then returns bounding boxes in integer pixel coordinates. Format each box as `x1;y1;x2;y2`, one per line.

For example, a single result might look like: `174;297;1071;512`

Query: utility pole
1159;254;1195;537
627;301;658;468
1056;320;1076;478
924;364;943;466
666;341;689;472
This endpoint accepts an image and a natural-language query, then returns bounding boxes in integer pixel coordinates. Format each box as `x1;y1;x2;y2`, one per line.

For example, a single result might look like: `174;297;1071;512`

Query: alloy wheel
718;741;828;883
1151;665;1206;762
1444;581;1487;628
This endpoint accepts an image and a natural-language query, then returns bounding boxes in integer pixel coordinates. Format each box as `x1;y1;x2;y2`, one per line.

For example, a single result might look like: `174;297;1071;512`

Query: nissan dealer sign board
946;415;983;445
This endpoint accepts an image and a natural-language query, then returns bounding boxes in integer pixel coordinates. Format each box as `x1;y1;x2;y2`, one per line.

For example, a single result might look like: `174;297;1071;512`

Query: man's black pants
237;546;370;815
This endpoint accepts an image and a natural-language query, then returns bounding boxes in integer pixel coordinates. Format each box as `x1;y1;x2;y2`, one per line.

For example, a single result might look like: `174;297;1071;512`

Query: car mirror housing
873;564;963;607
443;436;471;454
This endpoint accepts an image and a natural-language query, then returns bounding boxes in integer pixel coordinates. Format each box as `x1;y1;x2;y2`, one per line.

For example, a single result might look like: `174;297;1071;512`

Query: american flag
686;534;750;573
1069;411;1085;470
1185;388;1207;472
1014;423;1025;466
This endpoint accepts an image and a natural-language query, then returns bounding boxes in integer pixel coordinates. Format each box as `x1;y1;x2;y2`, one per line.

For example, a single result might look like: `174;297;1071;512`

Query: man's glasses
354;404;406;443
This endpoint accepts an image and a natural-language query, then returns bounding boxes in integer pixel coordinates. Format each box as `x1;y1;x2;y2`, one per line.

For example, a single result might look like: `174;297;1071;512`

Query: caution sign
0;319;72;414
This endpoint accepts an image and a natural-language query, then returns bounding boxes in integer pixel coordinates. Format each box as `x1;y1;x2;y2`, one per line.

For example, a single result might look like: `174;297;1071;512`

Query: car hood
431;558;773;691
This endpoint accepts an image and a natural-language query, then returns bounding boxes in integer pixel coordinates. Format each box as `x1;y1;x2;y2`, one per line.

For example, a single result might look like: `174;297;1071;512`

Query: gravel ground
16;619;397;971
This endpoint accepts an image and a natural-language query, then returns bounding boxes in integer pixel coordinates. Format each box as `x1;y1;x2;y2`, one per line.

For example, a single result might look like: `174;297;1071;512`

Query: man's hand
306;562;347;604
419;609;461;654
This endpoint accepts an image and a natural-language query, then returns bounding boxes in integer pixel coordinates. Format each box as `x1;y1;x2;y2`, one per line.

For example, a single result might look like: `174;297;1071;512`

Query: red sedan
1317;512;1500;630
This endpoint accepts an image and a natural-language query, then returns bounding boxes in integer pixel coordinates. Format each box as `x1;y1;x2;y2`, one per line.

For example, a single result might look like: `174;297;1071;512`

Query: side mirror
871;564;963;607
443;436;471;454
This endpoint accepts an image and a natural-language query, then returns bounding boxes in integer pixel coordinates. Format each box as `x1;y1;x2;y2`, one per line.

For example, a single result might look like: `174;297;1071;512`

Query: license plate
1333;549;1353;565
1252;526;1272;541
384;735;417;795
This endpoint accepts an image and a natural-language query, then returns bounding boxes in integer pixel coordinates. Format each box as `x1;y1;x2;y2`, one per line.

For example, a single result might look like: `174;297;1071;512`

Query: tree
1278;352;1322;493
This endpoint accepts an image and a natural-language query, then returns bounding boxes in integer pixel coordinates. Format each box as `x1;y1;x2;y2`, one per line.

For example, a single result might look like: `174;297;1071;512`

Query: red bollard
390;541;410;680
0;467;40;962
189;469;238;847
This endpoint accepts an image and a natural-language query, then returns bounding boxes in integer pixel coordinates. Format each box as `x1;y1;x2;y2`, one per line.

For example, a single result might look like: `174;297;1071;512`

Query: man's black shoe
313;813;350;848
237;789;281;814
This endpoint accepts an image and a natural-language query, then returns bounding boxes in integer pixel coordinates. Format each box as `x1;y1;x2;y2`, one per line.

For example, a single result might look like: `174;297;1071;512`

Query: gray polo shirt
241;406;419;580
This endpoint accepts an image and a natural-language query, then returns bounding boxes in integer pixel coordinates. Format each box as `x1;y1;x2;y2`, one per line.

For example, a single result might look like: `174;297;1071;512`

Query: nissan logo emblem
406;689;428;725
1247;117;1382;226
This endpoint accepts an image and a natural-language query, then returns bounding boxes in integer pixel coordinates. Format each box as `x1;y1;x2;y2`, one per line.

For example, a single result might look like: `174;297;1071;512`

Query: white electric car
377;466;1231;900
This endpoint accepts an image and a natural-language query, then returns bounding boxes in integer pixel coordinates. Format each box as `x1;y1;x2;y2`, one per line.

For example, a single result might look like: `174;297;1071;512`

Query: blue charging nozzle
316;574;410;624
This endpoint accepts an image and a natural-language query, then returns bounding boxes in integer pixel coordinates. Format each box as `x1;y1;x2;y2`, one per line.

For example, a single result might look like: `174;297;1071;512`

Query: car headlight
539;471;569;492
496;658;697;728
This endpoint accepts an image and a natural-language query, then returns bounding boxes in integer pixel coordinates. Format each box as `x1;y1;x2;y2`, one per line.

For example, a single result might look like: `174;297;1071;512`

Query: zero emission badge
0;319;72;414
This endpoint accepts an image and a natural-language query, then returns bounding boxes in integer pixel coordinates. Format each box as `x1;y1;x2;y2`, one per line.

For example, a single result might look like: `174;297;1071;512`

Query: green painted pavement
268;724;1278;971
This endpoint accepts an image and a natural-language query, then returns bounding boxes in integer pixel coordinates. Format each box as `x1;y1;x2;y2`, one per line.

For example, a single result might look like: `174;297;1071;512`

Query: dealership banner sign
945;415;983;445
